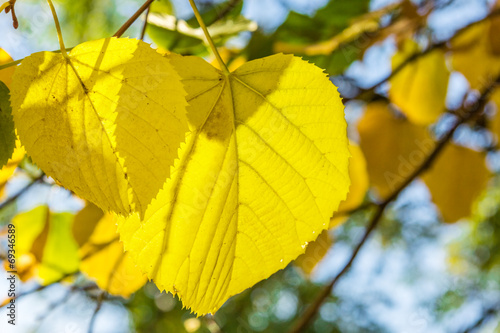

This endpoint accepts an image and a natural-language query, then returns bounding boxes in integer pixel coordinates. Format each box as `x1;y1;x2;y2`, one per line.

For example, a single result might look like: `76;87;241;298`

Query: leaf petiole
46;0;68;58
187;0;229;74
0;48;74;71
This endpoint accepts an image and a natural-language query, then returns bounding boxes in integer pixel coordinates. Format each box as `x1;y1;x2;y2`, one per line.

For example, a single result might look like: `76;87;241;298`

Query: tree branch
289;75;500;333
87;291;105;333
0;174;45;211
113;0;156;38
0;236;119;308
458;303;500;333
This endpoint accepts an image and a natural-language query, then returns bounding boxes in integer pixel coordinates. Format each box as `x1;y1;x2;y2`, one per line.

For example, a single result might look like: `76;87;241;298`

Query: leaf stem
188;0;229;74
0;48;74;71
46;0;68;58
139;3;152;40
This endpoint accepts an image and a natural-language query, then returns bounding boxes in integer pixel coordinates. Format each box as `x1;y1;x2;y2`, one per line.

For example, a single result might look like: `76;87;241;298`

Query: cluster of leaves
0;0;352;318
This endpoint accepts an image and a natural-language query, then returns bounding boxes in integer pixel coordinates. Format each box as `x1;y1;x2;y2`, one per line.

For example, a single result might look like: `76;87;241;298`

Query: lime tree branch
289;75;500;333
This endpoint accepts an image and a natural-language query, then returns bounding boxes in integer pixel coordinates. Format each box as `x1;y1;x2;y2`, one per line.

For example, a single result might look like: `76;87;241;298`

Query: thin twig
206;0;241;26
139;1;152;40
87;292;105;333
113;0;156;38
289;76;500;333
458;303;500;333
0;174;44;211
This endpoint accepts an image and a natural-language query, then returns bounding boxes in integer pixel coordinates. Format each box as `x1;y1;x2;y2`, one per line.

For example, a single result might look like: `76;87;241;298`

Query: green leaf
0;81;16;168
244;0;370;75
118;53;350;315
14;206;79;284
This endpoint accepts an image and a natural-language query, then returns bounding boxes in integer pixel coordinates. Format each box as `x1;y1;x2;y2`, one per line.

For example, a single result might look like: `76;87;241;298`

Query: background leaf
389;41;450;125
358;101;433;198
75;203;147;297
0;82;16;168
422;144;491;222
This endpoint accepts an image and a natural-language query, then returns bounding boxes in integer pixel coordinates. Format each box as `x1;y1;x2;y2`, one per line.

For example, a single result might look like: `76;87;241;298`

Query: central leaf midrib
151;78;226;279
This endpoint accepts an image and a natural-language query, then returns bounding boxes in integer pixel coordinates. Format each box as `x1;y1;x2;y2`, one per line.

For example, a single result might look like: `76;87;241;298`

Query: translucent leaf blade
75;203;147;297
118;53;350;315
10;38;188;216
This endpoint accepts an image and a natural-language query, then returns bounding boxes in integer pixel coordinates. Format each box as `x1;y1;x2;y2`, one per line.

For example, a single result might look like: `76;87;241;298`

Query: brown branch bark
113;0;156;38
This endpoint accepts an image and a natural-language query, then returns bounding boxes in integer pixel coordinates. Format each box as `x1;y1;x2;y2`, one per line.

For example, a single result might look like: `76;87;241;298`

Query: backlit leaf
389;40;450;125
118;53;350;315
422;144;491;222
10;37;188;216
13;206;79;284
330;141;369;228
147;0;252;56
0;82;16;168
358;102;434;199
451;16;500;90
75;203;147;297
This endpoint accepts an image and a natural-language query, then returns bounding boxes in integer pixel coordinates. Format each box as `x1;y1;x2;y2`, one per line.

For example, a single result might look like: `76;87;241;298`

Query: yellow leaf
451;16;500;90
77;203;147;297
0;140;25;199
358;102;434;199
488;88;500;140
389;40;450;125
422;144;491;222
294;230;332;276
329;141;369;228
10;37;188;216
72;202;104;246
13;206;79;284
0;48;15;88
118;53;350;315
